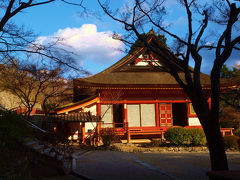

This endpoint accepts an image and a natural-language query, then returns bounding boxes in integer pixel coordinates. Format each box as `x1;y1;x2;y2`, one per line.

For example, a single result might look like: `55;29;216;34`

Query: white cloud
174;16;187;26
35;24;124;67
162;20;170;28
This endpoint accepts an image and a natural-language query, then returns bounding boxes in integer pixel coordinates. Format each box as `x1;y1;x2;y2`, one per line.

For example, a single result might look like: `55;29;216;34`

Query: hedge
223;135;240;150
188;128;207;146
164;127;206;146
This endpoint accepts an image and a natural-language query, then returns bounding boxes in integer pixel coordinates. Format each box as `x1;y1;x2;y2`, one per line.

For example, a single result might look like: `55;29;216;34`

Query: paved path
74;151;240;180
75;151;172;180
133;152;240;180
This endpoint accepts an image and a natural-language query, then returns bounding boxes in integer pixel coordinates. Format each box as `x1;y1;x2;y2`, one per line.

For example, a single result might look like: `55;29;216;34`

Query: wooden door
159;103;172;127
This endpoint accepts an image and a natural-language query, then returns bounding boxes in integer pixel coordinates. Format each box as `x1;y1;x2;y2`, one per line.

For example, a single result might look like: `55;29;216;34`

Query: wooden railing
100;122;236;143
220;128;234;136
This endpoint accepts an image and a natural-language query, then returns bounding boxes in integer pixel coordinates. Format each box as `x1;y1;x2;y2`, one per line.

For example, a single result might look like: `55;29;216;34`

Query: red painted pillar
222;130;225;137
82;122;85;144
208;97;211;109
96;102;101;144
155;101;160;127
124;102;130;143
97;102;101;116
124;103;128;125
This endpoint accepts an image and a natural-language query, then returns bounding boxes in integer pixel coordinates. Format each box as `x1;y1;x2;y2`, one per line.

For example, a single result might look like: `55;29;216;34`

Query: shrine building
56;31;238;141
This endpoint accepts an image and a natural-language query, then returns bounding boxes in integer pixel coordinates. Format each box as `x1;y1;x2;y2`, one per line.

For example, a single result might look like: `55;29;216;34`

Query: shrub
220;121;239;129
164;127;191;146
223;135;240;150
100;128;116;147
234;129;240;137
188;128;206;146
0;110;33;150
164;127;207;146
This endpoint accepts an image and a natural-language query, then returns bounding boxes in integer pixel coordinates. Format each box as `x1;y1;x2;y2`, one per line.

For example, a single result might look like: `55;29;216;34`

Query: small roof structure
47;111;101;122
56;95;99;114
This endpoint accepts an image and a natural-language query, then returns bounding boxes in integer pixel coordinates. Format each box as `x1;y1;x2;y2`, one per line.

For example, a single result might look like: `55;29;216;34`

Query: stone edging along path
110;143;239;153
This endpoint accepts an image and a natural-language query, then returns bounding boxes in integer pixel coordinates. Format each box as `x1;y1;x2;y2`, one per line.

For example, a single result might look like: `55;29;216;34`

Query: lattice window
159;103;172;127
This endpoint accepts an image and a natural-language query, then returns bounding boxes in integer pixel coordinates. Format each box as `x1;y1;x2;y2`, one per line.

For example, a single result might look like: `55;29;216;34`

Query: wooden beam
101;99;191;104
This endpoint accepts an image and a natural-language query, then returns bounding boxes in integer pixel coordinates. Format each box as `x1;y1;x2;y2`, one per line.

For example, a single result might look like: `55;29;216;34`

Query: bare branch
136;0;188;45
183;0;193;64
194;10;208;49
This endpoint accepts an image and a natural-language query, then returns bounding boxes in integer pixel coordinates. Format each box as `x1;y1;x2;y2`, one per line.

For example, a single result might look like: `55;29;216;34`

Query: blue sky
12;0;240;75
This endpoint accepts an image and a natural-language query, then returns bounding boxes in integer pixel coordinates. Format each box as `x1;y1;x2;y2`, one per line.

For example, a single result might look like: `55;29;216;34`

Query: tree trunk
202;116;229;171
26;112;31;121
190;90;229;171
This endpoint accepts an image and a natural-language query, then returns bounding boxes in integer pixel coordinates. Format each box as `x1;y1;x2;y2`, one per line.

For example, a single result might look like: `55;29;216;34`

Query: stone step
49;151;56;158
33;144;44;152
57;155;63;160
41;147;52;155
23;138;73;163
25;140;39;146
24;138;33;143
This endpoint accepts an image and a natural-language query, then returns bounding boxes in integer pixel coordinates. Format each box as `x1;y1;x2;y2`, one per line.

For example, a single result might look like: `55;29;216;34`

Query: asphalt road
74;151;240;180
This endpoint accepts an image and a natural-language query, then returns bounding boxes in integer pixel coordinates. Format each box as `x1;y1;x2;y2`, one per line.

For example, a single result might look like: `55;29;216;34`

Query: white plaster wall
188;117;201;126
84;105;96;115
83;105;97;133
85;122;97;133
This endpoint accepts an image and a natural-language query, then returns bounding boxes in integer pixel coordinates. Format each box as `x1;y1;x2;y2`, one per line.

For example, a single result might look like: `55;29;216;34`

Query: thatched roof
74;32;239;90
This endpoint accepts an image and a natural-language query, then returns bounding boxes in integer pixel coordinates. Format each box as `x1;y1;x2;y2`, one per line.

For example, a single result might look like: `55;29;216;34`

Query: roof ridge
74;32;171;80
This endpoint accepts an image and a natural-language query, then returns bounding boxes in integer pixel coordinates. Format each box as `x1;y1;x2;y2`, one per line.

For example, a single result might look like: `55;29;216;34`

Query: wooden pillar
155;101;160;127
96;102;101;128
78;122;81;143
97;102;101;116
222;130;225;137
161;131;165;140
124;103;128;125
96;102;101;145
126;122;131;143
124;103;130;143
97;122;100;145
82;122;85;144
208;97;211;109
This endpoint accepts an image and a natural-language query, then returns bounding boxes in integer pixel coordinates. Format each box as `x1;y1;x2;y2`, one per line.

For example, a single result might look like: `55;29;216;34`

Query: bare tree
0;63;65;121
41;77;72;116
0;0;87;70
98;0;240;170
